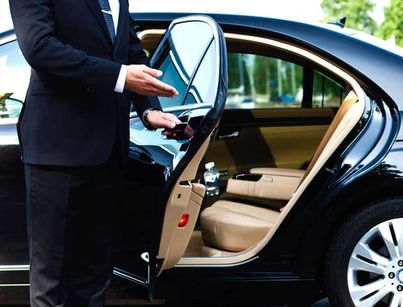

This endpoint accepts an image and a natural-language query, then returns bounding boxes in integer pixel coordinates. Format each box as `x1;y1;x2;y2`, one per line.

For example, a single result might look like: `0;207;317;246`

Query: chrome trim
0;283;29;287
218;131;240;140
0;33;17;46
175;256;259;268
0;265;29;271
0;265;30;288
141;252;150;263
0;266;148;288
112;269;148;287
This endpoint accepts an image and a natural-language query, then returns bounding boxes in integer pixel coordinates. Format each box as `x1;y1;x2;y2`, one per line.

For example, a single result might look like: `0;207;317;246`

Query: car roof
132;12;403;107
1;12;401;107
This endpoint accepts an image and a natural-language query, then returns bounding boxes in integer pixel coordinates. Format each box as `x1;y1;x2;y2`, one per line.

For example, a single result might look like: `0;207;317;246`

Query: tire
326;198;403;307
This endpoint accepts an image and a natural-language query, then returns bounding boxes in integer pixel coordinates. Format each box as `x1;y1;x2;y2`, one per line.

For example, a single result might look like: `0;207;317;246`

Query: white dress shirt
108;0;128;93
108;0;120;34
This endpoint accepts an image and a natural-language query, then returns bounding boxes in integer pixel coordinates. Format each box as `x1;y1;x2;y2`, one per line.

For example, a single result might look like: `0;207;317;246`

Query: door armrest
227;168;305;201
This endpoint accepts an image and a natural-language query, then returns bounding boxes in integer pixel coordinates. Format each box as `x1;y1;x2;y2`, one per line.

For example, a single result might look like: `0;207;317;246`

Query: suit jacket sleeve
9;0;121;93
127;13;162;122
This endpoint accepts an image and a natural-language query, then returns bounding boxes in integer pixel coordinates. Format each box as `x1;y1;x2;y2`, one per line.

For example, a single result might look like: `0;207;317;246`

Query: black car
0;12;403;307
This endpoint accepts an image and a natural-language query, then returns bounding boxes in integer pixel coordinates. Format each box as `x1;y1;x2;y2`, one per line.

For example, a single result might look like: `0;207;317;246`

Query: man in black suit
9;0;179;306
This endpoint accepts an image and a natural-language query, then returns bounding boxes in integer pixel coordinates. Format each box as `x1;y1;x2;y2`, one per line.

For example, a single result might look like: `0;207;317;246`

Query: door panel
204;108;335;178
149;16;227;276
157;140;209;273
205;125;329;176
114;16;227;290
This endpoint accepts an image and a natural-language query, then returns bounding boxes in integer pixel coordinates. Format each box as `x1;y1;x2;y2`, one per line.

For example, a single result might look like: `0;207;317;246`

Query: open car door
113;15;227;300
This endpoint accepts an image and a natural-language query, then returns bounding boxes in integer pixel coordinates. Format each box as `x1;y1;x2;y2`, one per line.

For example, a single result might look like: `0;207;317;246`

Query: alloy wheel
348;218;403;306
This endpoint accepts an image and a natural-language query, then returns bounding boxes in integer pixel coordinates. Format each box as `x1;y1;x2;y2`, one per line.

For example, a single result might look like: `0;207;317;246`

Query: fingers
150;116;176;129
143;66;163;78
146;111;180;129
162;112;181;124
145;75;178;97
136;73;178;97
161;130;177;138
160;118;177;129
125;65;179;97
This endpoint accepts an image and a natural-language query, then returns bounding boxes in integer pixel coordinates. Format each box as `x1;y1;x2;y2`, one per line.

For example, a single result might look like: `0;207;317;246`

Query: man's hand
145;110;181;130
125;64;178;97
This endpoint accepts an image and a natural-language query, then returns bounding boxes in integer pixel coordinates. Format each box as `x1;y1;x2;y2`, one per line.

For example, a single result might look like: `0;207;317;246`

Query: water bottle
204;162;220;196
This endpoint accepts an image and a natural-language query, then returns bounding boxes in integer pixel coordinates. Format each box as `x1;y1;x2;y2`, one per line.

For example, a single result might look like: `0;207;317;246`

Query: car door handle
218;130;240;140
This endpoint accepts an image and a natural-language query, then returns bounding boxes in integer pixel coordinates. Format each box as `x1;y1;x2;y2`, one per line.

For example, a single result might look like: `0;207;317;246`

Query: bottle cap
205;162;215;169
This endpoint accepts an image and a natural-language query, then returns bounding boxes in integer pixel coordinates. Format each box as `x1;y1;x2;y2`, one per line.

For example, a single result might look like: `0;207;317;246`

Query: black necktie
98;0;116;44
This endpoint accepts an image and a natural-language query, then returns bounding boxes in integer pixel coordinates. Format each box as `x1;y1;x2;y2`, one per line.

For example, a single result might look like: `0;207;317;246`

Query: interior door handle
218;130;240;140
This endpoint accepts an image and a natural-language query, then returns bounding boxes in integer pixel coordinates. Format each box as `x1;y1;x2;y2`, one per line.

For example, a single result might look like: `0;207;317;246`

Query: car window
226;52;346;110
312;70;345;108
0;40;30;119
226;52;303;109
151;21;216;110
185;42;217;105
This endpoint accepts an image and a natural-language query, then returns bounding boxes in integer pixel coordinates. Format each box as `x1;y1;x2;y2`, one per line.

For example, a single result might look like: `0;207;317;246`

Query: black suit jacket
9;0;161;166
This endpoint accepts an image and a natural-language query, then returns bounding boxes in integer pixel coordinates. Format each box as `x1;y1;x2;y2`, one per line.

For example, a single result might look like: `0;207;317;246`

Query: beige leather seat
200;91;358;252
200;201;280;252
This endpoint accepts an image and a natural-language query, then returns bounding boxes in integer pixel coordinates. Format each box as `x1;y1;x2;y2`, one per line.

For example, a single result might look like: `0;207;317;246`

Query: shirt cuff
114;65;128;93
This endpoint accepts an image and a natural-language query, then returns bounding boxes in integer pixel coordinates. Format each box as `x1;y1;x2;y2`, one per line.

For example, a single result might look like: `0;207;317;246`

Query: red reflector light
178;214;189;228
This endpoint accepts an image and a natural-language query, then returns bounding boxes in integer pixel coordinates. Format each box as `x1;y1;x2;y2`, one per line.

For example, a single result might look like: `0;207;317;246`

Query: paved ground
4;297;331;306
160;299;330;306
7;300;330;306
1;276;331;306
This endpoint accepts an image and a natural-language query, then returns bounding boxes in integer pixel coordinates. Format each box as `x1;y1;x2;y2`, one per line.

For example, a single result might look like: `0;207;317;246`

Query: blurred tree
228;53;241;90
321;0;378;35
381;0;403;46
253;55;269;96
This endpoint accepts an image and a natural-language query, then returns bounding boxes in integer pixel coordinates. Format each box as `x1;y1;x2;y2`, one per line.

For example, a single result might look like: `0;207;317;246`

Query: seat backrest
303;91;359;180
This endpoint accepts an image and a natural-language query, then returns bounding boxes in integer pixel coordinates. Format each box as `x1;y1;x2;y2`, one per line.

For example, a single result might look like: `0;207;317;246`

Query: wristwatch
142;108;161;130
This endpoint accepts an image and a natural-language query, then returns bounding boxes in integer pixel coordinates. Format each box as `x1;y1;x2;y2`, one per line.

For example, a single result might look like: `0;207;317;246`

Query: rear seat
200;200;280;252
200;91;358;252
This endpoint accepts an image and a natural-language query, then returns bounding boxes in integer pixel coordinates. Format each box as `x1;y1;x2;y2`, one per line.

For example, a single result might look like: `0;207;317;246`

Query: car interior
138;29;366;272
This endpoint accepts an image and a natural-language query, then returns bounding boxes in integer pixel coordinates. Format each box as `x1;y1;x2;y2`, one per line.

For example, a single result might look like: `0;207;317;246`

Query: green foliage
321;0;378;35
228;53;242;90
253;55;269;94
381;0;403;46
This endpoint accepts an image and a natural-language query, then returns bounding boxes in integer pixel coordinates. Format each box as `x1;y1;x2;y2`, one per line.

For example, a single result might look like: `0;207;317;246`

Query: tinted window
226;52;347;110
0;40;29;119
226;53;303;109
151;21;217;109
312;71;345;108
185;43;217;105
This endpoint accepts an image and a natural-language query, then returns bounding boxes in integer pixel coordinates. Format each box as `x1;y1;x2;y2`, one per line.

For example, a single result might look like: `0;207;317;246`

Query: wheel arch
295;168;403;288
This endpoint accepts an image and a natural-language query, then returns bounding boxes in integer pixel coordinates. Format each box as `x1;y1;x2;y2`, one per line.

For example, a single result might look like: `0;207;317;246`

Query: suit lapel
83;0;113;45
